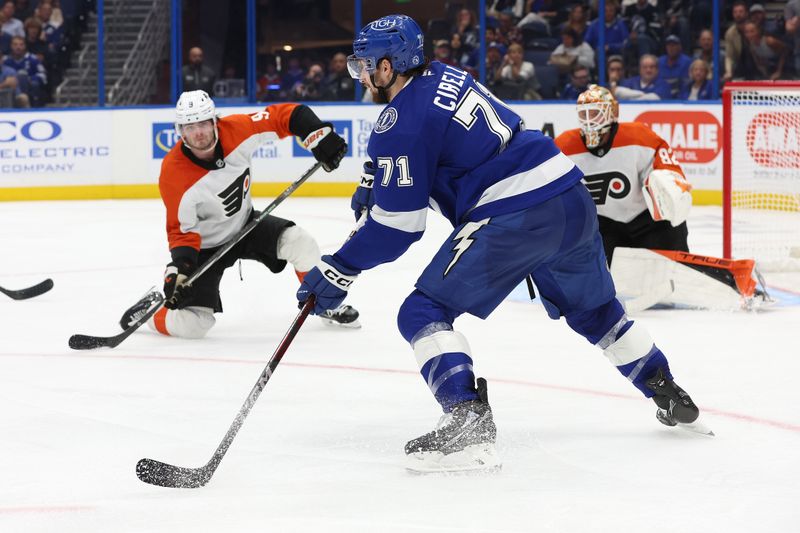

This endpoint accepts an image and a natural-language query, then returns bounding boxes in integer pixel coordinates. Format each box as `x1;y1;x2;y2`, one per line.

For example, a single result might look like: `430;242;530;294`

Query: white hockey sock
148;306;216;339
277;225;320;274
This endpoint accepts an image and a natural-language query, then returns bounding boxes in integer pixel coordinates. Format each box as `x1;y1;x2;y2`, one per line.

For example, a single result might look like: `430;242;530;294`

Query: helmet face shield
176;119;214;138
347;55;377;79
577;102;613;148
577;103;611;131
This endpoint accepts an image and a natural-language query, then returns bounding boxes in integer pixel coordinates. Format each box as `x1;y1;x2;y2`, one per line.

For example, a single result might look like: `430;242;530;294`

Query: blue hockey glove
296;255;359;315
350;161;376;221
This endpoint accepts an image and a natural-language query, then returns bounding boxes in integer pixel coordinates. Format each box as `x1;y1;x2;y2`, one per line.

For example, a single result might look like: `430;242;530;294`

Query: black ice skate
405;378;501;473
319;304;361;329
645;368;713;436
119;290;163;330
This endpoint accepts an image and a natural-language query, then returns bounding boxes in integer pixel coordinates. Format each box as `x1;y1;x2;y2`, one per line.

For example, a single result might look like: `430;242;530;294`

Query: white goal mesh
724;83;800;271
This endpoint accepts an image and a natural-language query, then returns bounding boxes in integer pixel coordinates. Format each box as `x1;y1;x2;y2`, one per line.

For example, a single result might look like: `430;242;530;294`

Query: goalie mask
576;85;619;149
175;90;219;152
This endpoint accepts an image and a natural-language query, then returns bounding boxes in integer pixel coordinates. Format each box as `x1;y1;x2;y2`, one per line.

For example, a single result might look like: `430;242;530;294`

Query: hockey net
723;81;800;271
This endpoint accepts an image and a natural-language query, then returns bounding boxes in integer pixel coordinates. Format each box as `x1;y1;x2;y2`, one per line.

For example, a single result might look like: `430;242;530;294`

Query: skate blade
405;443;502;474
319;317;362;329
677;419;715;437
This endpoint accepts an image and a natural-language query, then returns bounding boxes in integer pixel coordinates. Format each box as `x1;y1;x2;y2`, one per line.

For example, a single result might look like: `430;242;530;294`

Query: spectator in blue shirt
679;59;713;100
0;31;10;56
280;57;305;99
0;63;28;107
561;64;591;100
620;54;672;100
584;0;629;55
3;36;46;106
658;35;692;98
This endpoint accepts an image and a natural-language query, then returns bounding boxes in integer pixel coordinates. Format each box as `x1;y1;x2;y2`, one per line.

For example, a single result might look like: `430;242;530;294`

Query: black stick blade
136;458;212;488
68;333;115;350
0;278;54;300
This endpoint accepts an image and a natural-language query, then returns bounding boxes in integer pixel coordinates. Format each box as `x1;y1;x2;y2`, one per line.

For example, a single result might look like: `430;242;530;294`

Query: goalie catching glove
643;169;693;226
296;255;359;315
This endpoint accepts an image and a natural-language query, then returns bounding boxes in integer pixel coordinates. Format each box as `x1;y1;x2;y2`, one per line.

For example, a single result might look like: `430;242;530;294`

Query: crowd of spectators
430;0;798;101
191;49;355;103
0;0;74;108
257;51;355;102
177;2;800;105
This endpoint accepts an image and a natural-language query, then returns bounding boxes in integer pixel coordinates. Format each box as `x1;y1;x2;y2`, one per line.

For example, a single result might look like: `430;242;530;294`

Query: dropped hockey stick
136;296;315;488
0;278;54;300
68;162;323;350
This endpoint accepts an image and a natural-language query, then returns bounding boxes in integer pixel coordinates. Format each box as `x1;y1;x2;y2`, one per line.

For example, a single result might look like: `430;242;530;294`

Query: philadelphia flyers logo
218;169;250;217
582;172;631;205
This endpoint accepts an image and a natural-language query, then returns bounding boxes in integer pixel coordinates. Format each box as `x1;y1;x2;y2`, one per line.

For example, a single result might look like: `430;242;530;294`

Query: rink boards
0;101;722;203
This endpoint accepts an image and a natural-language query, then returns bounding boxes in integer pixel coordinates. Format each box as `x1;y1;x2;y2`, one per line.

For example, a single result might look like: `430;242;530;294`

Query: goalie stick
68;161;323;350
136;296;315;488
0;278;54;300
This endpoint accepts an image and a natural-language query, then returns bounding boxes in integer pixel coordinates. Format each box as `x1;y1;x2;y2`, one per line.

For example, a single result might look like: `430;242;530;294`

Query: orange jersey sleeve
219;103;300;146
158;149;204;252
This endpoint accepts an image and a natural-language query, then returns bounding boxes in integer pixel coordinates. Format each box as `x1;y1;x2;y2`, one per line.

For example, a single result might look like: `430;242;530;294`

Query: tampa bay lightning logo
374;107;398;134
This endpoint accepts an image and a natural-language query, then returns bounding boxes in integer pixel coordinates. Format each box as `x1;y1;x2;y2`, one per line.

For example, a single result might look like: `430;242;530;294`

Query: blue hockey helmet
347;14;424;79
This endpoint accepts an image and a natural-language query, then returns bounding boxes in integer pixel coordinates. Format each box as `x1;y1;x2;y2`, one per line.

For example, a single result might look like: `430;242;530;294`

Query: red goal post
722;81;800;270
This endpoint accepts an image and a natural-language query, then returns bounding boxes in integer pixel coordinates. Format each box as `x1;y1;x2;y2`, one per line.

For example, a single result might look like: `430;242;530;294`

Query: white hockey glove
643;169;693;227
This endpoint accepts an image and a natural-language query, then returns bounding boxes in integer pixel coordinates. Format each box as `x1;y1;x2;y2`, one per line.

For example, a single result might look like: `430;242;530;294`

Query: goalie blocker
611;248;769;312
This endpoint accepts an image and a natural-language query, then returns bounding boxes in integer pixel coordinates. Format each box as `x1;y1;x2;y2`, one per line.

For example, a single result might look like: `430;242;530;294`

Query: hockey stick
0;278;54;300
136;296;315;488
68;162;323;350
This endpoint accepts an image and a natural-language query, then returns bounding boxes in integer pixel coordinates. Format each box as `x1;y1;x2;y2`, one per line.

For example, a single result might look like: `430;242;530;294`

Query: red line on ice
3;352;800;434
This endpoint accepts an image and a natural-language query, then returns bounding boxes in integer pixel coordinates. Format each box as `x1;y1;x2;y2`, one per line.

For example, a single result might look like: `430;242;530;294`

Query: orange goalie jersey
554;122;686;223
159;103;299;254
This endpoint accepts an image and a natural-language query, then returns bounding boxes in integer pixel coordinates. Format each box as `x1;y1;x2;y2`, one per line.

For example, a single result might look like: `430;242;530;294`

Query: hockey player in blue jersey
297;14;706;472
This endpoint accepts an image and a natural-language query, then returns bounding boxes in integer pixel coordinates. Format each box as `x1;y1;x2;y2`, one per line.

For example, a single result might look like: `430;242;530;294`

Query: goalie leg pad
611;248;760;311
148;306;216;338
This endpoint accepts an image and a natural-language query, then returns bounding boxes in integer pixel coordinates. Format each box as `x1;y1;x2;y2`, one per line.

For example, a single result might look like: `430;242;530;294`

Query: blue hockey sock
411;324;478;412
617;347;672;397
568;300;675;398
420;352;478;411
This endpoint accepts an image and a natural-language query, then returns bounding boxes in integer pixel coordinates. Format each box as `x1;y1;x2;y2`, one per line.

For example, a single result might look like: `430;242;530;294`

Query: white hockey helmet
576;84;619;149
175;90;219;149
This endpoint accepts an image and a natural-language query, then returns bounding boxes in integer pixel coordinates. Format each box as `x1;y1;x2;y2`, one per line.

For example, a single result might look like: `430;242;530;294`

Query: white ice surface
1;200;798;533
